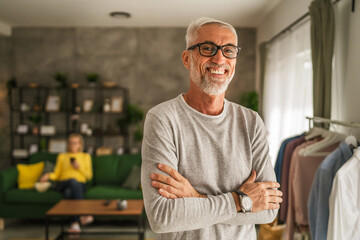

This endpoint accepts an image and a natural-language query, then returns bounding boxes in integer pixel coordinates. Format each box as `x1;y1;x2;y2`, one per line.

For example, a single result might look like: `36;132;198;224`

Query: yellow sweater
49;152;93;183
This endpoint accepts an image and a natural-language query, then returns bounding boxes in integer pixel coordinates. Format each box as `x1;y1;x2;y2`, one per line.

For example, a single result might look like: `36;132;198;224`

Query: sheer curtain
263;21;313;166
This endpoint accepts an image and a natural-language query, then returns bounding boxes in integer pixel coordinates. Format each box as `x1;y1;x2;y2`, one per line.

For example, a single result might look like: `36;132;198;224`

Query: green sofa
0;152;142;221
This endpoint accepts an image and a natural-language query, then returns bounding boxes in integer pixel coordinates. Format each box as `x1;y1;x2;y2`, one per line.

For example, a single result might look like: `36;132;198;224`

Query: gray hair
185;17;238;49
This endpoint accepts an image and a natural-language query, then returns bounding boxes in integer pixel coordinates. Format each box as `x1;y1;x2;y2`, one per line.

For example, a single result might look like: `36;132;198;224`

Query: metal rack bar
266;0;344;45
306;116;360;129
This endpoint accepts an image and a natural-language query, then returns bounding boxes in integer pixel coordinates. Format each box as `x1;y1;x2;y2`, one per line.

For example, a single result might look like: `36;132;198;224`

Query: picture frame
40;125;56;136
83;100;94;112
17;124;29;135
45;95;61;112
12;149;29;159
80;122;89;134
96;146;113;156
29;144;39;155
111;97;123;113
48;139;67;153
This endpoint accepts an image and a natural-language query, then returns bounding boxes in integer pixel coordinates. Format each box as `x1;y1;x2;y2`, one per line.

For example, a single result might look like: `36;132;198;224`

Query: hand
71;160;80;169
150;163;206;199
40;172;50;182
239;170;282;212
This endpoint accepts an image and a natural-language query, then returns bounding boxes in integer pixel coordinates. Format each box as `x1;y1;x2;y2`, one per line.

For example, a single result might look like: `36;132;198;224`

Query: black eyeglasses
187;42;241;59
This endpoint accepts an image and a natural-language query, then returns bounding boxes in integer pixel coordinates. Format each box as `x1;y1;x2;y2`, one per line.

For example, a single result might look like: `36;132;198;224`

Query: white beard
189;56;234;96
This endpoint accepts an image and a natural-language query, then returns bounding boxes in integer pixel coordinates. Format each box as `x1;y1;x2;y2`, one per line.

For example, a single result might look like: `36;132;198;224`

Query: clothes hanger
301;125;345;157
305;119;330;140
344;126;358;149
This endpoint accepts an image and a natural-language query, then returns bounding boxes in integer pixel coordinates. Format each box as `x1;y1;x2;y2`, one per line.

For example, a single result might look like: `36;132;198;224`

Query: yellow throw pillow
17;162;45;189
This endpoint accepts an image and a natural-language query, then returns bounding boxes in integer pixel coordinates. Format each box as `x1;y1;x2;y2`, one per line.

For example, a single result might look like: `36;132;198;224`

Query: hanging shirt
274;134;304;183
308;141;352;240
327;148;360;240
285;142;339;240
279;136;306;222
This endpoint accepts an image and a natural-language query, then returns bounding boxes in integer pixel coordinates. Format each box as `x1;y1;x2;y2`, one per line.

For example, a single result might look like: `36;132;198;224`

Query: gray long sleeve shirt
141;94;278;240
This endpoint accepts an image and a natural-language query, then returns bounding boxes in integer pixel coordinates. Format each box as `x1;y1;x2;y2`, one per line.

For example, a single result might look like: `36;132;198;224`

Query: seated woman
40;133;93;233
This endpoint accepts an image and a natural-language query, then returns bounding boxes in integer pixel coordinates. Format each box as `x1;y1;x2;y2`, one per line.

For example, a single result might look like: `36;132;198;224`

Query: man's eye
224;47;235;53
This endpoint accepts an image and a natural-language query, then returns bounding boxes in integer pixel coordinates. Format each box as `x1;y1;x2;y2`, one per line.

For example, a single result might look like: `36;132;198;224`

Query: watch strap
234;190;247;197
234;190;250;213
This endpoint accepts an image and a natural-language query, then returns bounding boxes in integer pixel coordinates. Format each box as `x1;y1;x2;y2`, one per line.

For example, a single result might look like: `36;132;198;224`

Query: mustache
203;63;230;71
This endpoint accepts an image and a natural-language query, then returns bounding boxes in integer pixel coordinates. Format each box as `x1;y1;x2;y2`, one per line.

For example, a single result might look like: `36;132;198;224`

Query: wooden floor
0;219;158;240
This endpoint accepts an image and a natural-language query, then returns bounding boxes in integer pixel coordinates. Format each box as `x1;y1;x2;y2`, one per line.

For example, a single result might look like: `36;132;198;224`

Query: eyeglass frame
187;41;241;59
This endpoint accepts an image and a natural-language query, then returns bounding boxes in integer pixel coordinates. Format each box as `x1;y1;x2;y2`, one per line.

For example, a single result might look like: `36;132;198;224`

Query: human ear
182;51;190;69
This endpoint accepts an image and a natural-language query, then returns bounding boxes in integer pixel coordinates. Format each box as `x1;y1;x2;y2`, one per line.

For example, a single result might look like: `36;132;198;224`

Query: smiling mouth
207;68;227;75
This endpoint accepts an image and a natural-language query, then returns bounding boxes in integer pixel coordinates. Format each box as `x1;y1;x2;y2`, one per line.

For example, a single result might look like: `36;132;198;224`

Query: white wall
257;0;360;136
0;20;11;36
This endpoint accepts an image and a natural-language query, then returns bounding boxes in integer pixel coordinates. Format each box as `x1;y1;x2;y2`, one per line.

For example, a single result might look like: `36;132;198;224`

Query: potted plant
117;104;144;152
6;78;17;101
33;95;42;112
28;114;43;135
53;72;68;90
86;73;99;87
238;91;259;112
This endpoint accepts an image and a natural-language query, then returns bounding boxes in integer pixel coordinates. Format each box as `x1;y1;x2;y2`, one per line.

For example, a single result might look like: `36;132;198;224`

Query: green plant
117;104;144;142
40;137;47;151
238;91;259;112
53;72;68;89
28;114;43;124
86;73;99;83
6;78;17;100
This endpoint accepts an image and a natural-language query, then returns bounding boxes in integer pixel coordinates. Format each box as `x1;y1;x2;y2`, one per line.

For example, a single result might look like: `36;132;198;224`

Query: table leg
60;218;64;240
45;217;49;240
138;214;145;240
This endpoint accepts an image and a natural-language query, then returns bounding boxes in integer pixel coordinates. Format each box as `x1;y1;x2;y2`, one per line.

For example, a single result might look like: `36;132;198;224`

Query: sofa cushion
122;165;141;190
17;162;44;189
116;154;142;184
94;155;120;184
5;189;62;204
29;152;58;164
85;184;142;200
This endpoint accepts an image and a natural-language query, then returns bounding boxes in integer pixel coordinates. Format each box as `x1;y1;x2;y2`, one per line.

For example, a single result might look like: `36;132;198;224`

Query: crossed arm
151;163;283;213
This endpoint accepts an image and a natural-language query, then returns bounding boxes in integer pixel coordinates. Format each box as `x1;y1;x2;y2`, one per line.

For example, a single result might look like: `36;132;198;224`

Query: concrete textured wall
0;36;12;169
0;26;256;168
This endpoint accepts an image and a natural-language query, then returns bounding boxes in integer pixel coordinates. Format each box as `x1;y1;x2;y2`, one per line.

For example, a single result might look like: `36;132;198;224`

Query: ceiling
0;0;283;28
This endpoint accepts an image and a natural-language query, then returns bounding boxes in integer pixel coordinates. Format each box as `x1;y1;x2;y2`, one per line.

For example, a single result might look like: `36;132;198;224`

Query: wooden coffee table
45;199;145;240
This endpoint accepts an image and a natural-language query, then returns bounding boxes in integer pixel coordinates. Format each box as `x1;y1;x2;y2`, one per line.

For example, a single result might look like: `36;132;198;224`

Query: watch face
242;196;252;212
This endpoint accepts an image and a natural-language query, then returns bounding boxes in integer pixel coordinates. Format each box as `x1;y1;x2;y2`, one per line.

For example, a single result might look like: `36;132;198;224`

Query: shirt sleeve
49;154;63;181
222;113;278;225
141;112;238;233
79;153;93;181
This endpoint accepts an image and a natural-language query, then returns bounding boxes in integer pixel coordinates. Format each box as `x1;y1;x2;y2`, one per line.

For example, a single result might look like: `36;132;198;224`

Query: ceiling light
109;12;131;19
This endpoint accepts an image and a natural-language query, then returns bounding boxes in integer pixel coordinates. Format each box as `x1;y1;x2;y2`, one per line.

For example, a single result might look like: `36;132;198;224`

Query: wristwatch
235;190;252;213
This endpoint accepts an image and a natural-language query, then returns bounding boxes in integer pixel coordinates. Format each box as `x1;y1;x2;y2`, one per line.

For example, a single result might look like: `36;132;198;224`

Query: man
141;17;282;240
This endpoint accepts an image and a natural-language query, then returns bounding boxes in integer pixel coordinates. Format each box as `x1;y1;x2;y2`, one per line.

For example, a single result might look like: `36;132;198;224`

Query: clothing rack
266;0;350;45
306;116;360;129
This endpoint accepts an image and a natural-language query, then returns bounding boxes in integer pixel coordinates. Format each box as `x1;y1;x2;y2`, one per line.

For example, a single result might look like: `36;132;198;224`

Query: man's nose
211;49;227;64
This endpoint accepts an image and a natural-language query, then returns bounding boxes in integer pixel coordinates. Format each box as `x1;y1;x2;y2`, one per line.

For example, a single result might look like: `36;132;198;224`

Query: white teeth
210;69;225;74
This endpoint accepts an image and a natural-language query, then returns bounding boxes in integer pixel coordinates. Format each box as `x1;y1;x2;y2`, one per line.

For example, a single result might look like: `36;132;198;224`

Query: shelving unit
9;86;129;165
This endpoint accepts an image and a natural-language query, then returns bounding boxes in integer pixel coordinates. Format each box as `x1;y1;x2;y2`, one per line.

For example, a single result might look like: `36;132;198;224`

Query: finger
152;181;182;196
245;170;256;183
266;189;283;197
159;188;177;199
151;173;181;188
262;181;281;189
267;203;280;209
268;196;283;204
158;163;183;181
